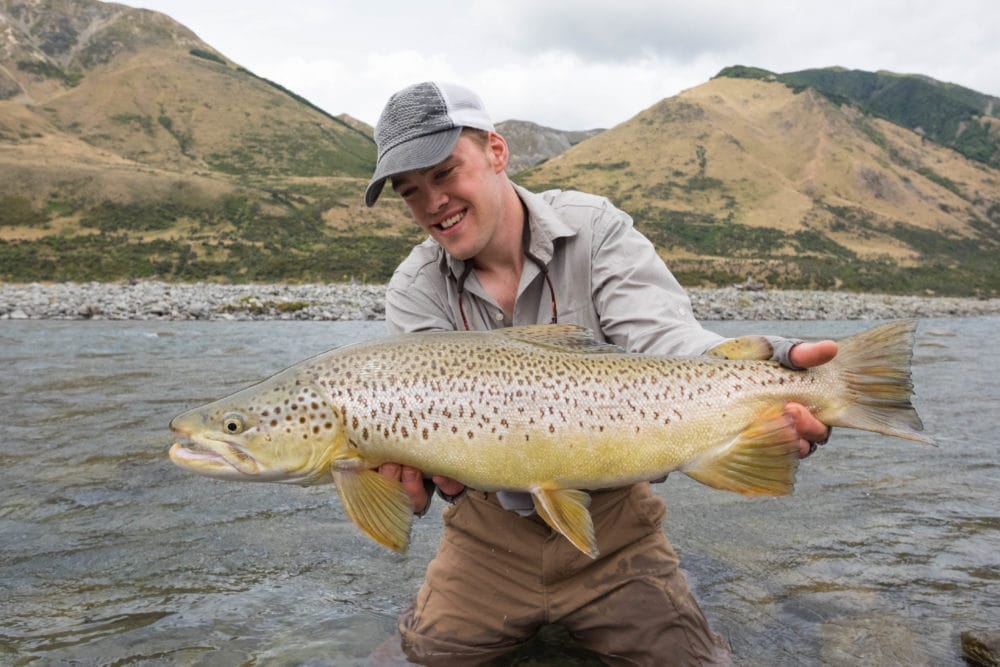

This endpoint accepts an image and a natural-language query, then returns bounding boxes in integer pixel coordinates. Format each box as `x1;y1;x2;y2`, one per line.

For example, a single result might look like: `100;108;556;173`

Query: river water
0;317;997;666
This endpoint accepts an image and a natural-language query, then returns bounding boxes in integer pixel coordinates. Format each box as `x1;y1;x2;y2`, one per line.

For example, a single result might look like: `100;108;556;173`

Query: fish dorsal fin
531;487;598;558
682;405;801;496
496;324;623;354
706;336;774;360
331;466;414;553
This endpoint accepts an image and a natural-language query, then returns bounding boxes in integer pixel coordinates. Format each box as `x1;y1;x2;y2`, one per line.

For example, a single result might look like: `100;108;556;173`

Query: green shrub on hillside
112;113;155;135
189;48;226;65
16;60;82;86
0;228;418;283
767;68;1000;168
638;211;786;257
792;230;856;257
714;66;778;82
0;196;49;227
158;112;194;155
80;201;185;232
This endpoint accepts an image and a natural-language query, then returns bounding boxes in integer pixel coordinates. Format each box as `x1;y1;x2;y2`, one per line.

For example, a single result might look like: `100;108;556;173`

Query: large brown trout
169;320;928;557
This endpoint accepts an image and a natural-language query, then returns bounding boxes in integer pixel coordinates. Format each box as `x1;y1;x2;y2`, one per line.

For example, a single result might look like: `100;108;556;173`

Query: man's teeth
440;212;463;229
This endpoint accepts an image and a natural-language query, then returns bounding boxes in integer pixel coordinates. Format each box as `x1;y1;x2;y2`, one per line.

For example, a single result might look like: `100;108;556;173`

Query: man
365;81;835;666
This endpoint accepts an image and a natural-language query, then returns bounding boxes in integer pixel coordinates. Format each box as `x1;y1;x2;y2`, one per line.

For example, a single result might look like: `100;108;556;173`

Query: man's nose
425;185;448;214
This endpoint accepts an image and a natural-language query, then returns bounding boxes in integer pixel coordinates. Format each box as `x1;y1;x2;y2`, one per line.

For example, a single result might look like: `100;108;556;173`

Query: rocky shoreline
1;281;998;321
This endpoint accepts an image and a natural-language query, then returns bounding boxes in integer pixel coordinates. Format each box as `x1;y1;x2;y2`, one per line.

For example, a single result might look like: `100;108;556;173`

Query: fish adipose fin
531;487;598;558
332;467;414;553
683;405;801;496
823;319;930;443
706;336;774;361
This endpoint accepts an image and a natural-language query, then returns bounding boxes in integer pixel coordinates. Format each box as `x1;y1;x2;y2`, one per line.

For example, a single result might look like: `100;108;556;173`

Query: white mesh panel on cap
435;82;495;132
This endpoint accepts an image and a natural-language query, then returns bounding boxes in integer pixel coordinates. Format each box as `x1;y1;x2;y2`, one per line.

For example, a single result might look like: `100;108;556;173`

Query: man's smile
437;209;466;231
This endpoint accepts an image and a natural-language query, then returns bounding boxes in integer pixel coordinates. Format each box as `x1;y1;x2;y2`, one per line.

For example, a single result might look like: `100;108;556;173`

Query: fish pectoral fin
706;336;774;360
332;467;413;553
683;405;800;496
531;488;599;559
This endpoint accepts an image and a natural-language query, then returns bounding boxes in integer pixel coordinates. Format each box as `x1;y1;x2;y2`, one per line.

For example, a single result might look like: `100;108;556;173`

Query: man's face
391;133;508;261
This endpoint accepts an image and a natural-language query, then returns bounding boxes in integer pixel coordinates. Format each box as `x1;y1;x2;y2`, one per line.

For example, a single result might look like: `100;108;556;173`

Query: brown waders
398;482;731;666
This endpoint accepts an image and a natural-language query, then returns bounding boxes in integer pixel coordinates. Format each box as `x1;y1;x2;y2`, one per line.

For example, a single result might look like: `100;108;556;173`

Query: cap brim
364;127;463;207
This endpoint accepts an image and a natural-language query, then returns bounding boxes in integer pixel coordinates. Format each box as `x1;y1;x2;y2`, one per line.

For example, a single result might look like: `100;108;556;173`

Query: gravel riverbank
1;281;998;322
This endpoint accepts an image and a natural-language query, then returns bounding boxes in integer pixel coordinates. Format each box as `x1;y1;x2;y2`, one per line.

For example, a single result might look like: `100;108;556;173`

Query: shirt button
494;310;504;321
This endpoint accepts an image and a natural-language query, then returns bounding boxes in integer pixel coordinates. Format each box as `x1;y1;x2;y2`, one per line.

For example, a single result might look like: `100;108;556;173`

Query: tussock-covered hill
517;76;1000;295
0;0;419;283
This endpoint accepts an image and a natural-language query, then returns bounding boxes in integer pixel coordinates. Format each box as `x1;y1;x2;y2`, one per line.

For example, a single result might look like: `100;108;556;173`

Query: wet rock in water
818;611;930;665
962;630;1000;666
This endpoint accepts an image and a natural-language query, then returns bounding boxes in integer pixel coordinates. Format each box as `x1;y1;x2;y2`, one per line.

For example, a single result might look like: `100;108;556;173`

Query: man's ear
487;132;509;174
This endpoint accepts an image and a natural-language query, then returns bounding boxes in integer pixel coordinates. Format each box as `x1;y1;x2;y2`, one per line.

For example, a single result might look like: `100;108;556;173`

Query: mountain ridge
1;0;997;295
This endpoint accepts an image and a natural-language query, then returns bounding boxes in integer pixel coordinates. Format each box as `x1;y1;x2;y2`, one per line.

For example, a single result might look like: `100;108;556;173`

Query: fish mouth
169;431;260;478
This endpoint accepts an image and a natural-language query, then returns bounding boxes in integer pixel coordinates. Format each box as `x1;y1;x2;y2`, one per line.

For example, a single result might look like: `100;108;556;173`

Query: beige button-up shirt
385;184;725;357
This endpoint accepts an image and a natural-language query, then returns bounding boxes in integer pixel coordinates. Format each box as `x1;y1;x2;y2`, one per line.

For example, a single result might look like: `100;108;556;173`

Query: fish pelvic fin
531;488;599;558
683;405;801;496
706;336;774;361
825;319;931;443
332;467;413;553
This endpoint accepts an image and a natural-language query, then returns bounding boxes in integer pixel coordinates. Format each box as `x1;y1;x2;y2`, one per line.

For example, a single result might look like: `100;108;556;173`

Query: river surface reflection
1;318;996;665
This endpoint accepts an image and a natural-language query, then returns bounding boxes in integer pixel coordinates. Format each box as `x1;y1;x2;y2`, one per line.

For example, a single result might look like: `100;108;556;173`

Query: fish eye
222;413;247;434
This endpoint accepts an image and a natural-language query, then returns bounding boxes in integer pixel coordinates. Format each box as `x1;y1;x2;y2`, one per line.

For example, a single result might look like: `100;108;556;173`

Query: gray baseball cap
365;81;495;207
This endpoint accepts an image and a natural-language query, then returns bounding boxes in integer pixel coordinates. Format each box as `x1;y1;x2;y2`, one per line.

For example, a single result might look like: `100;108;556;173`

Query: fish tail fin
825;320;931;444
684;405;801;496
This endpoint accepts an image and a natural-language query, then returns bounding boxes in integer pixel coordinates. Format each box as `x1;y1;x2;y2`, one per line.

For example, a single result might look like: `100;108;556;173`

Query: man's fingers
400;466;429;512
789;340;838;369
784;402;830;457
432;475;466;496
379;464;430;513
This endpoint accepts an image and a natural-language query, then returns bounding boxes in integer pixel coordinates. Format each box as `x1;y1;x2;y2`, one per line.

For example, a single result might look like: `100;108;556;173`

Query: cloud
482;0;763;63
134;0;1000;130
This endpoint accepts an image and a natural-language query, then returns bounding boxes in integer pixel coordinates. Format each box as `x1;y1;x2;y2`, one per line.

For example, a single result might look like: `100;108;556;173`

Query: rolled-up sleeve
385;259;455;335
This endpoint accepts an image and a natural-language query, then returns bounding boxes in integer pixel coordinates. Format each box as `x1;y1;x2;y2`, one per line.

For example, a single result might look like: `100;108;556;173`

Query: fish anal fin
706;336;774;360
332;467;413;553
684;405;800;496
531;487;598;558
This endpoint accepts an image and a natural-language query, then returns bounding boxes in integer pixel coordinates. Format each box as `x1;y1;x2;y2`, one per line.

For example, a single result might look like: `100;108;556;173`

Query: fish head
169;372;341;486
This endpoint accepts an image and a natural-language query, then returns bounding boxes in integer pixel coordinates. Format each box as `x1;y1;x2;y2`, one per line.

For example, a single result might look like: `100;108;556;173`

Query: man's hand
377;463;466;514
786;340;838;458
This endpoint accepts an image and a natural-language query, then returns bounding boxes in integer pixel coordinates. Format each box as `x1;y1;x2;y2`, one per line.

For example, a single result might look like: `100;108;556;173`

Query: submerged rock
962;630;1000;667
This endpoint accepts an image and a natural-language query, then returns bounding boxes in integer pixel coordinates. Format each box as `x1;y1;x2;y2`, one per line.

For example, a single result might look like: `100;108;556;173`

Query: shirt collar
440;183;577;279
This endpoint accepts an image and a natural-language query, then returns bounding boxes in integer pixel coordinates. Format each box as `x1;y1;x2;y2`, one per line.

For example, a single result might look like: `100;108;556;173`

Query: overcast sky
131;0;1000;131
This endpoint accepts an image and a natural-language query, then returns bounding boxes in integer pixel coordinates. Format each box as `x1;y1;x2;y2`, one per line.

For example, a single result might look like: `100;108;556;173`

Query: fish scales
170;321;929;557
325;337;808;489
